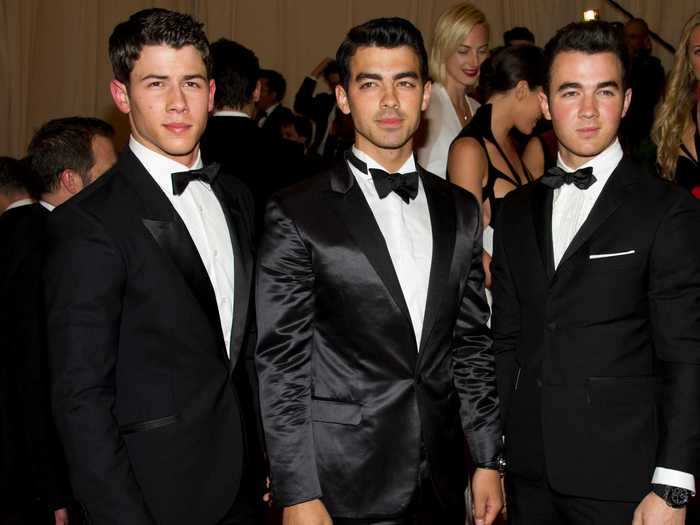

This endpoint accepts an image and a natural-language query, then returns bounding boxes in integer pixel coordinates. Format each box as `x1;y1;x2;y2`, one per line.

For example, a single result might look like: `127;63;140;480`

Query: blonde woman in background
653;12;700;196
416;3;489;178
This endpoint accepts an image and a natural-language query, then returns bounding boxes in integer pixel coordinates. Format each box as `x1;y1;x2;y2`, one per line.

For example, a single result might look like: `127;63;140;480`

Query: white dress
416;83;480;179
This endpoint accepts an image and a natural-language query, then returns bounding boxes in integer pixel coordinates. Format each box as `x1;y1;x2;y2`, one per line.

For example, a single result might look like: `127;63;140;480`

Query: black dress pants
506;473;638;525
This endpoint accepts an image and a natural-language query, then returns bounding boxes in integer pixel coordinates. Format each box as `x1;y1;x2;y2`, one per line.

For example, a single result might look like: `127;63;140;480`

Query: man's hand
632;492;686;524
472;468;503;525
311;58;334;79
283;499;332;525
54;508;69;525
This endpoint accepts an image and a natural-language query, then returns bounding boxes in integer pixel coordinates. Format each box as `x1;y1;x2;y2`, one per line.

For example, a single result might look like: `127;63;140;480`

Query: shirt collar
213;110;251;118
129;135;203;193
350;146;417;180
557;138;623;187
40;200;55;212
5;198;34;212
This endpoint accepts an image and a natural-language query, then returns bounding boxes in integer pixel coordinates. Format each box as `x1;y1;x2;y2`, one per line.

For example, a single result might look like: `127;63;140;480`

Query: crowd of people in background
1;3;700;525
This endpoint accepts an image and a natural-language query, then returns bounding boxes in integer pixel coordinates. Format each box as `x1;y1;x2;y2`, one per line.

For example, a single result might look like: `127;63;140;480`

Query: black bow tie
346;150;419;204
171;163;220;196
540;165;597;190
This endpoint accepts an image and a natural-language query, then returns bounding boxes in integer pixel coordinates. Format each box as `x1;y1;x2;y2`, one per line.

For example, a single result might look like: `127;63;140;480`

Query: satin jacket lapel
120;149;225;355
211;177;253;370
532;182;555;280
330;163;416;343
417;170;455;358
557;157;638;269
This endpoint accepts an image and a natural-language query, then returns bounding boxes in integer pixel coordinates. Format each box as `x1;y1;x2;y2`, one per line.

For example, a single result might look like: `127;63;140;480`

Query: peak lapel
557;158;637;269
331;162;417;348
120;149;226;360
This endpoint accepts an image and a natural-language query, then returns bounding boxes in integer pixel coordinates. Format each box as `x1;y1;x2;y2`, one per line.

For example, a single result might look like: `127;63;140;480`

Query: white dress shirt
39;200;55;212
347;147;432;348
4;198;34;212
129;137;236;357
551;138;695;493
213;110;251;119
416;82;480;178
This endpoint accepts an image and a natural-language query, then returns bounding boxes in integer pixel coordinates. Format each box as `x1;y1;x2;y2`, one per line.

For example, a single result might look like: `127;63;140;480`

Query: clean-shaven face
540;51;631;169
111;44;214;166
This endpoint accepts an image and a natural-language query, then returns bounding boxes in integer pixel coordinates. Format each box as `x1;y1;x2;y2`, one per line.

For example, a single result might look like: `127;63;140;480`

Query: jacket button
536;378;543;388
547;321;557;331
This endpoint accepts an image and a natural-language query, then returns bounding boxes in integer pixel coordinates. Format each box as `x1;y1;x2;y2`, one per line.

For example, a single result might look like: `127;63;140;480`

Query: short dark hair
0;157;33;196
478;45;546;101
28;117;115;193
543;21;628;94
336;17;429;91
504;26;535;46
260;69;286;102
211;39;260;110
109;8;211;85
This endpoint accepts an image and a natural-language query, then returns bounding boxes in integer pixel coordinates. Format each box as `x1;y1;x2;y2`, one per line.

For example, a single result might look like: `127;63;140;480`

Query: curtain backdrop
3;0;700;157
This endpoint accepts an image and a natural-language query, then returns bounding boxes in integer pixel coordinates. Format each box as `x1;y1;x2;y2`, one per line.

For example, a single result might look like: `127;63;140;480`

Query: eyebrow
139;74;207;82
556;80;620;91
354;71;419;82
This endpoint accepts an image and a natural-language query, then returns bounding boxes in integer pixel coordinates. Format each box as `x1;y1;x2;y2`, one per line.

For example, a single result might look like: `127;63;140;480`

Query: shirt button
197;204;203;213
213;249;219;258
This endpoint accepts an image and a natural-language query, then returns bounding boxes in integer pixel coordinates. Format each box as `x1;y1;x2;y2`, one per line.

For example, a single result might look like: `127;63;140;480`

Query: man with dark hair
503;26;535;47
294;58;345;156
45;8;261;525
28;116;116;210
621;17;665;162
256;16;503;525
492;21;700;524
256;69;293;136
0;157;74;525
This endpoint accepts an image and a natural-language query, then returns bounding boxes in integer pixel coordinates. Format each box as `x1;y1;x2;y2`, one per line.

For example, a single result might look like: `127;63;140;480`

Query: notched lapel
418;173;455;355
332;164;416;344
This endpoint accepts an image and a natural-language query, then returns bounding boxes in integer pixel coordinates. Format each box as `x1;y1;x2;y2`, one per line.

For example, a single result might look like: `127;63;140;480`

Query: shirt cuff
652;467;696;494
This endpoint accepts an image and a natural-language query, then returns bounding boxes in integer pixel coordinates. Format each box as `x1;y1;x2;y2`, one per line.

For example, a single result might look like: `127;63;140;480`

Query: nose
380;85;399;110
465;49;479;68
579;92;598;119
168;85;187;113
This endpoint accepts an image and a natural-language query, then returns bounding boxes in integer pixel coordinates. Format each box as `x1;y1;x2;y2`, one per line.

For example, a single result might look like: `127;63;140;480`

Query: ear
515;80;530;100
421;80;432;112
110;79;130;114
538;90;552;121
621;87;632;119
208;79;216;113
253;79;262;103
59;169;84;195
336;84;351;115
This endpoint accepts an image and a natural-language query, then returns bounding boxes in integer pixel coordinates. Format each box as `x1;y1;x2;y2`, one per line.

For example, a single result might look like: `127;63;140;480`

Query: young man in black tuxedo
45;9;262;525
256;17;503;525
256;69;293;138
491;21;700;525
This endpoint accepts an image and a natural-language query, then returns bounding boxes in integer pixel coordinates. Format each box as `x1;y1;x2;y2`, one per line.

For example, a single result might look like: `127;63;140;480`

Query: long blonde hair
429;3;488;85
652;12;700;180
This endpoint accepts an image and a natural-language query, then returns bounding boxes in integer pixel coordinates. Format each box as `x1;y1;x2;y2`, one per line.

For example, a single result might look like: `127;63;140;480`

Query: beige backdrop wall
2;0;700;157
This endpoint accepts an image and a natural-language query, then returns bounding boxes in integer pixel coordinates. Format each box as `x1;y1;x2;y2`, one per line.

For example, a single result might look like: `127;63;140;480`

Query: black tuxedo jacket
260;104;293;138
255;160;501;518
0;203;71;513
45;148;258;525
293;77;335;154
491;157;700;502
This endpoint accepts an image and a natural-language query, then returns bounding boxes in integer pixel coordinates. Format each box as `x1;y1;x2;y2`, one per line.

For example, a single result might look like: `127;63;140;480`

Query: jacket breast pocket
311;398;362;426
120;414;179;435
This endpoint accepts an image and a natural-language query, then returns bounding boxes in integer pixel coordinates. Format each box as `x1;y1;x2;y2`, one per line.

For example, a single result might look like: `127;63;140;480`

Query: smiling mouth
463;69;478;76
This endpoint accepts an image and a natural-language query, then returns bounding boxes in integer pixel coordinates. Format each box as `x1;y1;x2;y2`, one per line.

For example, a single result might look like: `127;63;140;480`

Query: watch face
670;488;690;507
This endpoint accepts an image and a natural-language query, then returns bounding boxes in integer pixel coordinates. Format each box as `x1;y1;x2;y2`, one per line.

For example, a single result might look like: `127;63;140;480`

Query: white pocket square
589;250;636;260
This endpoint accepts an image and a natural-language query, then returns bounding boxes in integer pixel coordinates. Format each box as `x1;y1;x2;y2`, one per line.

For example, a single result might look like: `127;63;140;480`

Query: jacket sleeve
293;77;319;118
44;206;155;525
649;192;700;477
451;192;502;466
254;196;321;506
490;199;521;425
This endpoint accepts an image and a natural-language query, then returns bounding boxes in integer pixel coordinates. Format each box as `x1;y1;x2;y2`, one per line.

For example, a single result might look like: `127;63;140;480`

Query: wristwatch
651;484;692;508
478;453;507;477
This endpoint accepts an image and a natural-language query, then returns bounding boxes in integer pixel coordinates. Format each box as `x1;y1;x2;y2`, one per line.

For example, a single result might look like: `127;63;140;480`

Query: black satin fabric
255;161;501;519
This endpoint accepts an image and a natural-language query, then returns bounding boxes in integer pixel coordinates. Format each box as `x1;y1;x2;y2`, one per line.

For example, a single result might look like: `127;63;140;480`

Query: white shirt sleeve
652;467;695;493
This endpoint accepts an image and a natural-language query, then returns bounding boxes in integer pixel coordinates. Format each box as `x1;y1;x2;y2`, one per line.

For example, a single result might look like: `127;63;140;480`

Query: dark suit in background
45;149;260;525
0;203;73;524
492;158;700;519
256;160;501;521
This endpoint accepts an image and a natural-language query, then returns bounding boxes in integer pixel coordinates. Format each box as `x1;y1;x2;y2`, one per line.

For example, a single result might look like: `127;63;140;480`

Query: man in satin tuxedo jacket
45;9;262;525
491;22;700;524
256;18;503;525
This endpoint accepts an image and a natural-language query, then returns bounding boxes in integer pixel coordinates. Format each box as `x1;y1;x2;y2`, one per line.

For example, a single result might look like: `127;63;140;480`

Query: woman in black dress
653;12;700;197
